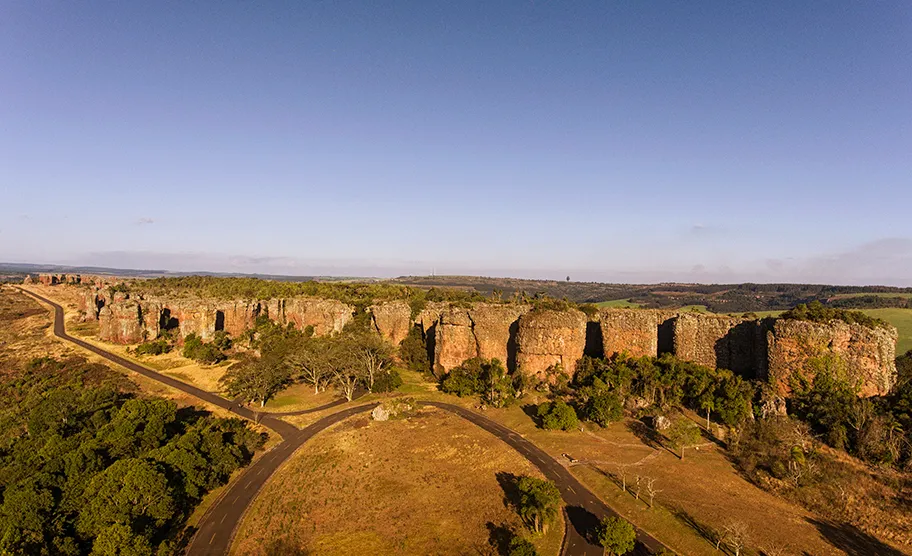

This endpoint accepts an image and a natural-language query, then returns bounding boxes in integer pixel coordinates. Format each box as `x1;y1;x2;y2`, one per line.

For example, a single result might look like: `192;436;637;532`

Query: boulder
371;405;391;421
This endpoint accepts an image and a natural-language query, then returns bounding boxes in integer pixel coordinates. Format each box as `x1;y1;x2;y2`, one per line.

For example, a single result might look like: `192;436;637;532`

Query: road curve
19;287;668;555
18;289;298;439
424;402;666;556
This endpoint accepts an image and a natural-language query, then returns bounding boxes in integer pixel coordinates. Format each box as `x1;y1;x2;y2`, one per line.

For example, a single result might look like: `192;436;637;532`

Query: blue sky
2;2;910;284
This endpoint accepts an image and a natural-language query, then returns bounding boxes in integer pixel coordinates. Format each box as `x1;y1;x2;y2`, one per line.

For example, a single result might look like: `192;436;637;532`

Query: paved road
20;288;668;555
425;402;666;556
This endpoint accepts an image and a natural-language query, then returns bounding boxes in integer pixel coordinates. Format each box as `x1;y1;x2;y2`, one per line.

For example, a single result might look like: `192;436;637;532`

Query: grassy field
233;407;564;556
595;299;642;308
858;308;912;355
830;292;912;300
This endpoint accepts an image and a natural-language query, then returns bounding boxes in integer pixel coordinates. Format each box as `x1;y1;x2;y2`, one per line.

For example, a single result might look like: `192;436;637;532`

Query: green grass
830;292;912;300
857;308;912;355
595;299;642;308
676;305;709;313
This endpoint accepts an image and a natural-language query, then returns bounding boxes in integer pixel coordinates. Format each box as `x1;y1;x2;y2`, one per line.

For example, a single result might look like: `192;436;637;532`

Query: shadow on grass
495;471;522;510
520;403;542;427
808;518;905;556
670;508;720;550
263;536;311;556
486;522;516;555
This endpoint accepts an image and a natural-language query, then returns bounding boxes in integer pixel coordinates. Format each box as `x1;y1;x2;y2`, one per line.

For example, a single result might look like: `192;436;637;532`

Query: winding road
19;288;666;556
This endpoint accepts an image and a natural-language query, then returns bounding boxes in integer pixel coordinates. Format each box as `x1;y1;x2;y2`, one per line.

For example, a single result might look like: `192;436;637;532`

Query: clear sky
2;2;910;284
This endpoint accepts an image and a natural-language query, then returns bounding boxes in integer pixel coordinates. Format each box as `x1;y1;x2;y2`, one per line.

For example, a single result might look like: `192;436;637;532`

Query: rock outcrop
600;309;659;358
98;301;144;344
768;319;897;398
370;301;412;346
673;313;769;377
263;298;353;336
469;304;529;366
434;307;478;372
516;309;587;378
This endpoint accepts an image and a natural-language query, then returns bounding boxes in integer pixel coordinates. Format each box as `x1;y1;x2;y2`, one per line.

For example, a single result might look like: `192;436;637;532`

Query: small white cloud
136;217;155;225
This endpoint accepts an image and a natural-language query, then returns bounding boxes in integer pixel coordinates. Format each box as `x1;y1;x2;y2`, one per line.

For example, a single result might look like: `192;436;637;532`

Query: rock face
600;309;658;358
263;298;353;335
516;309;587;378
673;313;769;377
98;301;144;344
370;301;412;346
768;319;897;398
469;304;529;367
430;304;530;373
214;301;262;337
434;307;478;372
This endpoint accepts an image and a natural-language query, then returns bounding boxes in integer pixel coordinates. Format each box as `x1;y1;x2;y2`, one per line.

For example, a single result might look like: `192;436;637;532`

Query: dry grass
233;407;564;556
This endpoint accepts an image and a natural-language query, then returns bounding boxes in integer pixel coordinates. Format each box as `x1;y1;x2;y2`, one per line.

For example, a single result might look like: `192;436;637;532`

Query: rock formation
370;301;412;346
673;313;769;377
515;309;587;378
768;318;897;397
79;283;899;399
434;307;478;372
600;308;659;358
98;301;144;344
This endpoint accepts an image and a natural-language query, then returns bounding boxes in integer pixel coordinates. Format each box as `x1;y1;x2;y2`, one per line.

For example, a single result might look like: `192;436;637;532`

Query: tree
324;341;363;401
349;333;394;393
537;400;579;431
481;359;516;408
665;417;701;459
644;476;660;508
398;326;429;372
219;357;291;407
91;523;153;556
722;519;749;556
508;535;538;556
515;476;562;534
77;458;176;537
583;390;623;427
596;516;636;555
286;337;332;395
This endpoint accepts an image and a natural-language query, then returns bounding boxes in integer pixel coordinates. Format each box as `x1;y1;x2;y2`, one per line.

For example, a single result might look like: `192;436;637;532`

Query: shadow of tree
807;518;905;556
520;403;542;427
565;505;601;544
670;507;720;549
263;536;311;556
495;471;522;511
485;522;516;556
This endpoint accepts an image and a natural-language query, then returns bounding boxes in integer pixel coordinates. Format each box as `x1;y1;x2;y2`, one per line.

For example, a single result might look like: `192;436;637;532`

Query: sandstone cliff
370;301;412;346
98;301;144;344
600;309;658;358
516;309;587;378
673;313;768;377
431;304;530;373
768;319;897;397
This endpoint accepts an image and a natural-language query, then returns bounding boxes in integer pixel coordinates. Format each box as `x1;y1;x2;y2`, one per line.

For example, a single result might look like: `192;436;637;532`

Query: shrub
537;400;579;431
781;300;887;329
583;390;623;427
373;369;403;393
398;327;429;373
134;339;171;356
182;334;226;364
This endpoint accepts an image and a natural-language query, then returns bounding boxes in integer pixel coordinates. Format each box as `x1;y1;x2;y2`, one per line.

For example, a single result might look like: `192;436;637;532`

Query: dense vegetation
781;301;889;329
119;276;495;311
0;357;263;555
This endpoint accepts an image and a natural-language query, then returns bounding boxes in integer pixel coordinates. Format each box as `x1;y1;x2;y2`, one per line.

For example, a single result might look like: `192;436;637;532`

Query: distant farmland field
595;299;641;308
859;308;912;355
